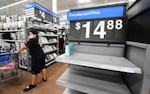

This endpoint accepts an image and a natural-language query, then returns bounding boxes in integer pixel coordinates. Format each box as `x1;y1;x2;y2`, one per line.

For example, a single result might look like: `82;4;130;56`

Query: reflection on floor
0;62;68;94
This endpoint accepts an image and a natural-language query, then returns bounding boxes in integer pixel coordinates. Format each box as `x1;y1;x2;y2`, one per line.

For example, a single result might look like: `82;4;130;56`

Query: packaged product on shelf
17;21;24;29
65;43;74;56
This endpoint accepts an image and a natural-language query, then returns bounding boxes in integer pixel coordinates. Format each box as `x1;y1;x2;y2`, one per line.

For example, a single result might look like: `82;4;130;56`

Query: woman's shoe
23;84;36;92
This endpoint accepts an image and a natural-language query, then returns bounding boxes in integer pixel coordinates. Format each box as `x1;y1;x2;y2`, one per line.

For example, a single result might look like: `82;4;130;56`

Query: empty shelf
63;88;86;94
56;53;142;74
57;69;131;94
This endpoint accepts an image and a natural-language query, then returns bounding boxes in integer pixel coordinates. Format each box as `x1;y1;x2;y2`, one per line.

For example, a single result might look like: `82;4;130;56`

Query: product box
65;43;74;56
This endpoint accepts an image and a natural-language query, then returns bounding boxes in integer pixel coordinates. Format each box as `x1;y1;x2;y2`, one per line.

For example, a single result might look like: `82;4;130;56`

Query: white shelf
39;35;58;37
19;65;28;69
45;59;55;66
45;49;58;54
41;41;57;45
0;29;24;33
57;69;131;94
1;39;25;43
28;24;55;31
56;53;142;74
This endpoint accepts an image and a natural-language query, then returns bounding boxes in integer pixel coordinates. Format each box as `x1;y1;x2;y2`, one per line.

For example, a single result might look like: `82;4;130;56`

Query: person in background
59;35;65;54
15;28;47;92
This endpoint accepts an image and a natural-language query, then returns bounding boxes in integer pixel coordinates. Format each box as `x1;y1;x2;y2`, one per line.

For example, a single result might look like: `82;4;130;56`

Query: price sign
67;5;126;43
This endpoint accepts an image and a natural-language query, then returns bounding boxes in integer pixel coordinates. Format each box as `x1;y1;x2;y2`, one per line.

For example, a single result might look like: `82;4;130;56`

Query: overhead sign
67;5;124;21
25;2;59;19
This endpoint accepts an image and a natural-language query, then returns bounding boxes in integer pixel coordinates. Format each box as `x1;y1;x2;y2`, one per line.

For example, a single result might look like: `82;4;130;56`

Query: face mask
28;35;33;39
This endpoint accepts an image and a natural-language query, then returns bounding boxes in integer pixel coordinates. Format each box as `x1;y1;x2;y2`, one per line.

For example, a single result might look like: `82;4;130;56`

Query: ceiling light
0;0;30;10
78;0;91;3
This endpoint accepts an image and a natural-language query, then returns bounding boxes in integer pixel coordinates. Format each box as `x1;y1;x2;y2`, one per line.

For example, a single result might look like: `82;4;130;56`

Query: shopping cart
0;52;21;84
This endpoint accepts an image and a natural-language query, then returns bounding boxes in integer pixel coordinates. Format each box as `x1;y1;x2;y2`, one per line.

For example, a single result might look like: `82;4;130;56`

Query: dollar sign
75;22;81;30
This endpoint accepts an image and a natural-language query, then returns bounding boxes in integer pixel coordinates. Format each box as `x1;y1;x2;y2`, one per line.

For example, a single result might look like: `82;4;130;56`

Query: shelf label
67;5;124;21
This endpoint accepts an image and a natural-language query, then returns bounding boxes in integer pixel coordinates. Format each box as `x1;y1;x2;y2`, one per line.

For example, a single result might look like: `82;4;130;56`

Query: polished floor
0;62;68;94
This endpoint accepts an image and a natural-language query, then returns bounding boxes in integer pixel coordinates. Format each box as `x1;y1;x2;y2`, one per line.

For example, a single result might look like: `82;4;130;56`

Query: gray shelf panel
56;53;142;74
63;88;86;94
26;17;50;24
57;69;131;94
44;49;58;54
0;29;24;33
27;24;56;31
19;65;28;69
41;41;58;45
39;35;58;37
1;39;26;43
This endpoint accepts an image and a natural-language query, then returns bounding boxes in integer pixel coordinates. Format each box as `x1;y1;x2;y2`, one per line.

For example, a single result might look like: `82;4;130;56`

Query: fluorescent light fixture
0;0;30;10
78;0;91;3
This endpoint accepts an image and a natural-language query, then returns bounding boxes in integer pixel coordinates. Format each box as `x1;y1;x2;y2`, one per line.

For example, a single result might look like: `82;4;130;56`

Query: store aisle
0;62;68;94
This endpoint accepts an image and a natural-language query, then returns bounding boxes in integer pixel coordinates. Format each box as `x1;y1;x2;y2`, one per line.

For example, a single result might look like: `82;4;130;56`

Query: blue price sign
67;5;124;21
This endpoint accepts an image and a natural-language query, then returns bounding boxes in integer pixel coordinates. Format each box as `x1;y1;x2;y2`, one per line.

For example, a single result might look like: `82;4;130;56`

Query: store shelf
1;39;26;43
0;29;24;33
45;49;58;54
63;88;86;94
27;24;56;31
41;41;58;45
56;52;142;74
45;59;55;66
57;69;131;94
26;17;50;24
19;65;28;70
39;35;58;37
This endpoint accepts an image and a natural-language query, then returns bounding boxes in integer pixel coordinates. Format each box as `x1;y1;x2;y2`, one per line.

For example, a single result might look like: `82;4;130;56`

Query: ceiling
0;0;136;25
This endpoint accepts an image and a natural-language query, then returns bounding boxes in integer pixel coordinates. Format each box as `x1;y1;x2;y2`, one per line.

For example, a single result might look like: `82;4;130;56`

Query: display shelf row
26;17;50;24
19;58;56;70
45;59;55;66
41;41;57;45
0;29;24;33
45;53;57;62
56;52;142;74
44;48;58;54
39;35;58;37
1;39;26;43
27;24;57;32
19;64;28;70
57;68;131;94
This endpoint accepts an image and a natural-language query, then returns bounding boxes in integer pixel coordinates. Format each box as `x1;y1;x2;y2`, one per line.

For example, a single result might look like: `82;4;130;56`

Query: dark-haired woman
15;29;47;92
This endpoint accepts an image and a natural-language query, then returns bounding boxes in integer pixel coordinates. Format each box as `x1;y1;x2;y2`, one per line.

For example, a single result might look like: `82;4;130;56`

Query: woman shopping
15;28;47;92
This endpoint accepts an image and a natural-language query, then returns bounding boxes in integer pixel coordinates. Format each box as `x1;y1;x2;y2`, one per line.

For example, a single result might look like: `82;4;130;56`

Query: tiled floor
0;62;68;94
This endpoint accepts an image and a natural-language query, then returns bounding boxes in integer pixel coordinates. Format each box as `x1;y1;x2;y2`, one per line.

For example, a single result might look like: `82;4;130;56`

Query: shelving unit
57;68;131;94
39;30;58;66
0;15;29;70
56;52;142;94
56;3;143;94
0;2;59;70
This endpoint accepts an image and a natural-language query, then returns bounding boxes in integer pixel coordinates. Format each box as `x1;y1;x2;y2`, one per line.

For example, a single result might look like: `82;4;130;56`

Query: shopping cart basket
0;52;21;84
